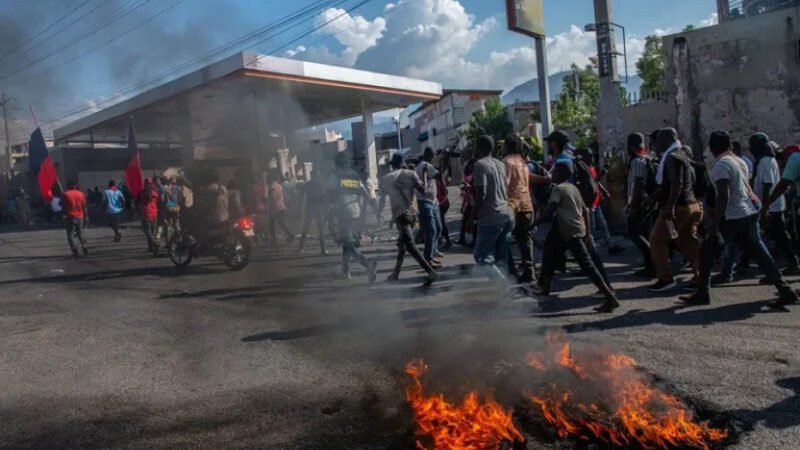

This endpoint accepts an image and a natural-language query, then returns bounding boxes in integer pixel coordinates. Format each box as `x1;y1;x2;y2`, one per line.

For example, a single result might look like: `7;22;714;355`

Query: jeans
591;206;616;248
299;206;327;253
108;213;121;238
338;216;370;272
707;214;789;292
473;217;513;279
418;201;440;261
766;212;799;268
269;210;293;244
649;202;703;282
392;212;435;278
627;209;654;271
439;202;451;245
142;219;157;250
539;233;615;300
509;211;535;282
65;217;87;254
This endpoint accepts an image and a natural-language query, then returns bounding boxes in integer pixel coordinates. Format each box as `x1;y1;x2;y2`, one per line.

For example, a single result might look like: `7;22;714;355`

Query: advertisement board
505;0;545;38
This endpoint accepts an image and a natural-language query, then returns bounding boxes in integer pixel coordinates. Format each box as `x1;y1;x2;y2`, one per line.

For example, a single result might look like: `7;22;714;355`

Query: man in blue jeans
416;147;442;268
472;135;514;279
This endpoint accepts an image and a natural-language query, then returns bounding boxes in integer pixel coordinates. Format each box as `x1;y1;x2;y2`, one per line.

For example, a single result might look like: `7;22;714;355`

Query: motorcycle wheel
168;233;194;268
223;235;251;271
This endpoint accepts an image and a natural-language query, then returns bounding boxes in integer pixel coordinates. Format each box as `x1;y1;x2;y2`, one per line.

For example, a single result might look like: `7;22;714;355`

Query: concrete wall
621;100;674;137
664;6;800;154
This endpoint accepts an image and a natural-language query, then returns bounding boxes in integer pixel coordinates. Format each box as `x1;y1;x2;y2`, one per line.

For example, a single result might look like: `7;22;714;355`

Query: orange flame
404;359;524;450
527;333;728;449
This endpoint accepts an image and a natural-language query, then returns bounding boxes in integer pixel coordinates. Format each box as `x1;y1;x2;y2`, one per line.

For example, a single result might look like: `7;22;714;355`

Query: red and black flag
27;107;58;202
124;118;144;199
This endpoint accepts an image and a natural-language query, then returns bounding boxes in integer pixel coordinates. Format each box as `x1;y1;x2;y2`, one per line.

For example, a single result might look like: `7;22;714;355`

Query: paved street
1;214;799;449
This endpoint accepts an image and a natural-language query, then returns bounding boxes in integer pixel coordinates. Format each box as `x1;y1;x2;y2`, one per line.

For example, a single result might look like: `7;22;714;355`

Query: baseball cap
749;132;770;146
543;130;570;147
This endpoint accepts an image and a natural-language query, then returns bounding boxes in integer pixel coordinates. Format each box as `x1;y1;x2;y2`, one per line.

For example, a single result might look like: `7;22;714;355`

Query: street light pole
593;0;625;164
534;36;552;139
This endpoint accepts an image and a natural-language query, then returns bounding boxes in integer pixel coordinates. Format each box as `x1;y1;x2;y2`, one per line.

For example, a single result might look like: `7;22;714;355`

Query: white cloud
699;12;719;27
289;7;386;66
284;45;306;58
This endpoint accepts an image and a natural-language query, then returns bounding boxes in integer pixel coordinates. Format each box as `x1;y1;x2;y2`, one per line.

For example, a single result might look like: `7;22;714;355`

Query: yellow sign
505;0;545;38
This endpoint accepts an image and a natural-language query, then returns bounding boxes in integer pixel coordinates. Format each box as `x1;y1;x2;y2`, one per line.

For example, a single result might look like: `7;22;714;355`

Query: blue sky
0;0;718;138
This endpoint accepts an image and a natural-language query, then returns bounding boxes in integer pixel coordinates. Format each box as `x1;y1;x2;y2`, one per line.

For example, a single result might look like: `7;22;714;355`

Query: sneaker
428;260;443;269
594;299;620;313
367;261;377;285
710;273;733;286
647;280;676;292
423;271;439;287
679;290;711;305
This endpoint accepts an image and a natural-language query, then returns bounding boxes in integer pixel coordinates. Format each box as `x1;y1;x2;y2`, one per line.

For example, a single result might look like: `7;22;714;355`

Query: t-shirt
269;182;286;212
415;161;439;205
51;197;62;213
754;156;785;213
503;154;533;213
549;183;586;240
472;156;512;226
711;154;758;220
139;188;160;222
381;169;422;220
61;189;86;220
781;152;800;196
627;155;648;203
332;168;364;219
103;188;125;214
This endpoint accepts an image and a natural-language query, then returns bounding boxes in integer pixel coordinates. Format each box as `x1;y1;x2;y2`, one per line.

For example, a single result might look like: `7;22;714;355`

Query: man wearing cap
472;135;514;279
543;130;575;170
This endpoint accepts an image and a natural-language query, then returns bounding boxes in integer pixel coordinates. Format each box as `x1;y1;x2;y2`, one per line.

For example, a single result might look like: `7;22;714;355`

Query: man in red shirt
139;177;160;254
61;180;89;257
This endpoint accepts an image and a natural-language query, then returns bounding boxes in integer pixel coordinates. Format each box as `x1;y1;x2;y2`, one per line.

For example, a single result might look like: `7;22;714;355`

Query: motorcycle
168;216;256;270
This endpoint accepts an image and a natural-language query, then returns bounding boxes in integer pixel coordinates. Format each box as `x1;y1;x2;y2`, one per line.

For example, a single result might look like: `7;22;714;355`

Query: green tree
635;35;665;96
683;24;696;32
552;64;600;149
462;97;512;160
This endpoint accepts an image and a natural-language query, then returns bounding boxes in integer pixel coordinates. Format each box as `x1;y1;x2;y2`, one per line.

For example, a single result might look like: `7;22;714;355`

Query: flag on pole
124;118;143;199
27;107;58;202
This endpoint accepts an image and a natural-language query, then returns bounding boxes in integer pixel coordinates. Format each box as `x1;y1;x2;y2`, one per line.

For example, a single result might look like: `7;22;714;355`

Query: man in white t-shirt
682;130;797;309
751;133;800;272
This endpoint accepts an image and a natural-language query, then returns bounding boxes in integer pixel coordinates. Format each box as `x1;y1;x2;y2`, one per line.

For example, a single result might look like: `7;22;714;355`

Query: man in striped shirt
626;133;655;277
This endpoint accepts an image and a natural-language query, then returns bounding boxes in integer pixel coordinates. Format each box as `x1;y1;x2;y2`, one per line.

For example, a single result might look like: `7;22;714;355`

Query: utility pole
534;37;552;139
0;93;11;178
593;0;625;164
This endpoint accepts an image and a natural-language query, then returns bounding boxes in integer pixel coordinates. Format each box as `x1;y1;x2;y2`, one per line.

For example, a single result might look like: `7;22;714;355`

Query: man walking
268;171;294;245
626;133;656;277
298;174;328;255
61;180;89;257
531;162;620;313
416;147;442;268
502;135;535;284
139;177;160;254
647;128;703;292
681;131;798;309
472;135;514;279
379;154;438;285
102;180;125;242
332;153;377;283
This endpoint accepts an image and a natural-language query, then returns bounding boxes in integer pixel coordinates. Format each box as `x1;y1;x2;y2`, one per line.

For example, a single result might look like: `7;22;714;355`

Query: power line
0;0;113;68
39;0;353;126
1;0;153;80
0;0;95;64
7;0;187;90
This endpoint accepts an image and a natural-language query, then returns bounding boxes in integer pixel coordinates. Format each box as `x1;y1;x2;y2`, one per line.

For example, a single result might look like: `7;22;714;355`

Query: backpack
642;157;659;195
574;160;599;206
527;161;551;206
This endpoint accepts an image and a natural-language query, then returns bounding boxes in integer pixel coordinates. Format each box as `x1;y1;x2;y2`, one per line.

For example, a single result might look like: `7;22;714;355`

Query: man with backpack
626;133;656;277
646;128;703;292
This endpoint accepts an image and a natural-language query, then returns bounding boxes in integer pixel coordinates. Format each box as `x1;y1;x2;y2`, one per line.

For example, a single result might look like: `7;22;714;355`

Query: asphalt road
0;212;799;449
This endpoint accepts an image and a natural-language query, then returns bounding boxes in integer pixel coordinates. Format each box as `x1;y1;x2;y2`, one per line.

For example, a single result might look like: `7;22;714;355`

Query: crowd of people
10;124;800;314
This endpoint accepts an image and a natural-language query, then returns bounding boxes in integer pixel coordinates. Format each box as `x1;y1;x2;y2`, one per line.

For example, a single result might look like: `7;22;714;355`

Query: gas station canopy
54;52;442;147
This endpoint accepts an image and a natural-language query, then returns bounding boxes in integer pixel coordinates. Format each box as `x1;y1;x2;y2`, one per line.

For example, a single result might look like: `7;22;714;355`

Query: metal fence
726;0;800;20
